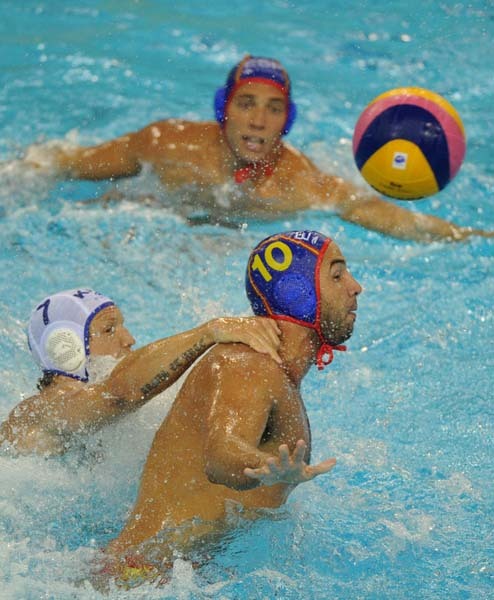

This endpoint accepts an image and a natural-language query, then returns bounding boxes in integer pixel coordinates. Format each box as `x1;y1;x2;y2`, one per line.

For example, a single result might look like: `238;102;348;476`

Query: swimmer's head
27;288;115;382
214;55;297;135
245;230;346;369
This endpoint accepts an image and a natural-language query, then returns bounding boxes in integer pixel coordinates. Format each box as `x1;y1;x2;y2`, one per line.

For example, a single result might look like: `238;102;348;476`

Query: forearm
316;173;487;242
108;322;217;405
205;435;272;490
56;140;141;180
341;195;467;242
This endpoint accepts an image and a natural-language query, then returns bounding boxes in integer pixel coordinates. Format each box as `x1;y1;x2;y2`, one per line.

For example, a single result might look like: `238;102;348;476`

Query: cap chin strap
314;321;346;370
234;162;274;183
316;341;346;370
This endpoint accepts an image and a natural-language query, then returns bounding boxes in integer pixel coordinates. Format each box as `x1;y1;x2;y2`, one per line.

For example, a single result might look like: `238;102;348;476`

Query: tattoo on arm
140;340;209;399
140;370;171;399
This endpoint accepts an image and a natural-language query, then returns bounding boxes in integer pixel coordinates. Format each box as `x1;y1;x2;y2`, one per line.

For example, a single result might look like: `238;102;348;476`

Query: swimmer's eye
267;102;285;114
331;267;344;281
235;97;255;110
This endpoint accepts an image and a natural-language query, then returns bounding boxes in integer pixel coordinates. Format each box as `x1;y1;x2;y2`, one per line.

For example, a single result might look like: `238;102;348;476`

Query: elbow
204;443;257;491
204;459;225;486
203;453;233;487
205;461;257;491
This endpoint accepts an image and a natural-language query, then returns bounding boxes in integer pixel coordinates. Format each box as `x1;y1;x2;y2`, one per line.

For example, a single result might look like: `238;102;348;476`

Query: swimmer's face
88;306;135;359
318;243;362;345
224;82;287;164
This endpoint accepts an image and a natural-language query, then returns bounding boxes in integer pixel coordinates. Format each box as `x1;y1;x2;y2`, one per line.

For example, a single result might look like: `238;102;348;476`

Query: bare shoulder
279;143;319;174
275;142;353;210
0;389;56;450
195;343;287;392
138;119;220;145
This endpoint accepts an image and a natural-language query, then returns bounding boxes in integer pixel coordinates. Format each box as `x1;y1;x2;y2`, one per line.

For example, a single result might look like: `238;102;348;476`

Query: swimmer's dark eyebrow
97;316;118;327
330;258;346;267
236;93;285;103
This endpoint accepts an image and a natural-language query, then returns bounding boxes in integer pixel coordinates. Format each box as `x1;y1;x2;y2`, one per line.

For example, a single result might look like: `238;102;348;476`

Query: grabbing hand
244;440;336;486
210;316;282;364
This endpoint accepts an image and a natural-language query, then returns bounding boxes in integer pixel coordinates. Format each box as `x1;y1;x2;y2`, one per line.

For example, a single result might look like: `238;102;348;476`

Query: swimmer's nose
121;327;136;349
349;273;363;296
249;106;267;129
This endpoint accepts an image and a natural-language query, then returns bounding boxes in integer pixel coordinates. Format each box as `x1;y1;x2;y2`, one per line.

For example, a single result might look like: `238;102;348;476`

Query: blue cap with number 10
245;230;345;369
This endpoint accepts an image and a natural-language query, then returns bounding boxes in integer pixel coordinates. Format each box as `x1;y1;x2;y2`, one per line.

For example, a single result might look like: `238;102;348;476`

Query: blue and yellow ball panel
352;87;466;200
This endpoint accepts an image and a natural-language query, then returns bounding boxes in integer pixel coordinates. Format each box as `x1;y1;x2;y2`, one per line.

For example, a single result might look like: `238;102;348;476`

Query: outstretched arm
23;132;143;180
296;160;493;242
203;353;334;492
331;180;493;242
47;316;281;434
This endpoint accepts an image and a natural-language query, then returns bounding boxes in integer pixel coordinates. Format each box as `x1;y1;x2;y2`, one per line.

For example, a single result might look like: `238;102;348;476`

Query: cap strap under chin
234;162;274;183
316;343;347;370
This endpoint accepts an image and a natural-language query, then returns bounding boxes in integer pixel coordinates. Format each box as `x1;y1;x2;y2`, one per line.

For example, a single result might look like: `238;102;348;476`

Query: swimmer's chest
162;178;297;221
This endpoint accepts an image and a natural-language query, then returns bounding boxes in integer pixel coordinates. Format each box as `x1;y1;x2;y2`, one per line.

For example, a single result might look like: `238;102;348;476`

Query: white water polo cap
27;288;115;382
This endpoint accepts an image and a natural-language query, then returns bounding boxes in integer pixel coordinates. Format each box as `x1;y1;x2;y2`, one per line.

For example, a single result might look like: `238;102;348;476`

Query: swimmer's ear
273;273;316;321
283;101;297;135
44;327;86;373
214;87;228;124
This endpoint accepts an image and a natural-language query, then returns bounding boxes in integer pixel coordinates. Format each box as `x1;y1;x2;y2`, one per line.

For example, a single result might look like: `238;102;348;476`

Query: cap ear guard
282;101;297;135
273;273;316;321
45;327;86;374
214;87;297;135
214;87;227;123
37;320;88;380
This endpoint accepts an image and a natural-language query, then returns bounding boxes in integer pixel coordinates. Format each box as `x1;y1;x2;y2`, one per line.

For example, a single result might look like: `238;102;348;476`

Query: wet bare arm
48;316;282;432
24;121;171;180
0;317;281;454
297;162;494;242
204;354;289;491
55;133;144;180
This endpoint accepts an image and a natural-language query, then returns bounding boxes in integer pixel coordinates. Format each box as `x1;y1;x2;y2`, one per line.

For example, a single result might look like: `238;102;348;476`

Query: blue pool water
1;1;493;598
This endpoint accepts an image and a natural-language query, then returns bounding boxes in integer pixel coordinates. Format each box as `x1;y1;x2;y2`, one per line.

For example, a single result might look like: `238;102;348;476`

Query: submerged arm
334;183;493;242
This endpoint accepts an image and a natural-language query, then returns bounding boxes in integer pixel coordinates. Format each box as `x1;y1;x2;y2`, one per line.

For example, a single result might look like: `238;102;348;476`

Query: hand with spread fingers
244;440;336;486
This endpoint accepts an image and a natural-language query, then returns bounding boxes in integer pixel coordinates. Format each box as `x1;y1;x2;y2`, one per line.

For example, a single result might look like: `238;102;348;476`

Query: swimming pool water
0;1;493;598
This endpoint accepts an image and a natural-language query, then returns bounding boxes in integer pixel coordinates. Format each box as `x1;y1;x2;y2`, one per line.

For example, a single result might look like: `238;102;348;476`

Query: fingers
258;318;281;347
278;444;291;469
244;443;335;485
457;228;494;240
255;339;282;364
243;467;260;479
248;318;281;363
308;458;337;477
214;317;282;364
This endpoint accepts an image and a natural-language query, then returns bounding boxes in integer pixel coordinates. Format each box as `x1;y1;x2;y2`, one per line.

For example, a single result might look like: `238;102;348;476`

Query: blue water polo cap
246;230;329;325
246;231;346;370
214;55;297;135
27;288;115;382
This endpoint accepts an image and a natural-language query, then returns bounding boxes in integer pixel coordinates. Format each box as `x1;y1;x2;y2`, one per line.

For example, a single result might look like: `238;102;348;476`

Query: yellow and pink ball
352;87;466;200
